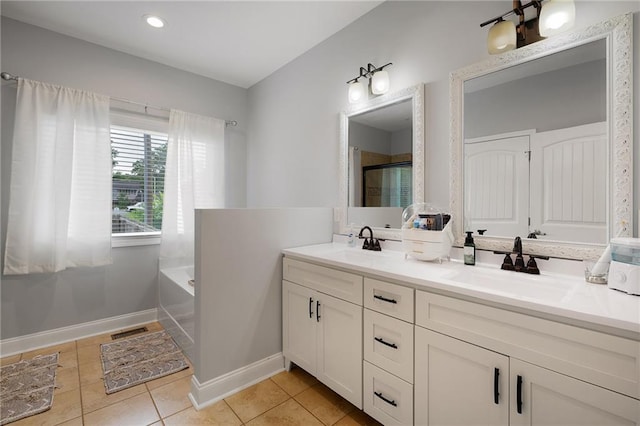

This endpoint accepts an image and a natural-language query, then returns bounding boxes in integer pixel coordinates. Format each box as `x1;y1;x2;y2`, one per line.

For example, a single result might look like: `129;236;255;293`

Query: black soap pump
464;231;476;265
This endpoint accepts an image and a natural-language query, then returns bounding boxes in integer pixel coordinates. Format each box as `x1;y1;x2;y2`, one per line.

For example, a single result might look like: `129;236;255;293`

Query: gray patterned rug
0;353;58;425
100;330;189;394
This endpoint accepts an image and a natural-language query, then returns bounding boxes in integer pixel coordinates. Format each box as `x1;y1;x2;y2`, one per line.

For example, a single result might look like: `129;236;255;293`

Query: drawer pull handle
494;368;499;404
309;297;313;319
374;391;397;407
316;300;321;322
516;375;523;414
373;294;397;304
374;337;398;349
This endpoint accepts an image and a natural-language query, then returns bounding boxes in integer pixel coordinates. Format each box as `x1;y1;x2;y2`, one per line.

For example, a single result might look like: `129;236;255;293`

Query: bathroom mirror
338;84;424;241
450;13;633;259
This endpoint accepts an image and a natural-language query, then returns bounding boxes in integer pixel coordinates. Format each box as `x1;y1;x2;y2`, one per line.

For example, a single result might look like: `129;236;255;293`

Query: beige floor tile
145;322;164;332
77;343;101;366
78;359;104;385
333;410;383;426
55;366;80;394
22;341;79;369
224;379;290;423
76;332;113;348
271;367;319;396
149;375;192;418
145;365;193;391
294;384;356;426
163;401;242;426
246;399;324;426
82;392;160;426
1;354;21;365
55;416;84;426
81;380;147;414
12;388;82;426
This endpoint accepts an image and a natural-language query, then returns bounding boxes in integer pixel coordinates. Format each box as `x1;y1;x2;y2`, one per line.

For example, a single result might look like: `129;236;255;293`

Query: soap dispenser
464;231;476;265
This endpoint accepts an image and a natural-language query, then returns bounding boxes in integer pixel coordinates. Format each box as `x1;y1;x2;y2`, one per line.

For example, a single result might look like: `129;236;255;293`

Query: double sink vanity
282;243;640;425
296;10;638;425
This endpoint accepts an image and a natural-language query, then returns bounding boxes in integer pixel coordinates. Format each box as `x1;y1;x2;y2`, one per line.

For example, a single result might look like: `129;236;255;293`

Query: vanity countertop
282;243;640;340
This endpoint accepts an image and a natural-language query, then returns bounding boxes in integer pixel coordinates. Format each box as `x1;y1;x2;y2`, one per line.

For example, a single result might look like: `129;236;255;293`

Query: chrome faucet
358;226;381;251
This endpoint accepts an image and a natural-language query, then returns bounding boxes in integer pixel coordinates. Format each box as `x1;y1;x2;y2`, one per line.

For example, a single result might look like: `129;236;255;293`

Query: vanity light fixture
539;0;575;36
346;62;392;103
144;14;166;28
487;18;517;54
481;0;575;54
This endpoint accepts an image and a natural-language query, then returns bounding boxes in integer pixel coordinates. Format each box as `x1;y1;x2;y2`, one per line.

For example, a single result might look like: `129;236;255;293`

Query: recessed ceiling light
144;15;166;29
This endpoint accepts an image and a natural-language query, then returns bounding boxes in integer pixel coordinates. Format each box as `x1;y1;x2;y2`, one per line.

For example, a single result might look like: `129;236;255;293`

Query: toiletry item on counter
347;223;356;247
584;244;611;284
401;203;453;262
608;238;640;295
464;231;476;265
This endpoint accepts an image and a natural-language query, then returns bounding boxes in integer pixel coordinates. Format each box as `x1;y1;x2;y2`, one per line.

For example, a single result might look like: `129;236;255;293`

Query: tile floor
1;322;381;426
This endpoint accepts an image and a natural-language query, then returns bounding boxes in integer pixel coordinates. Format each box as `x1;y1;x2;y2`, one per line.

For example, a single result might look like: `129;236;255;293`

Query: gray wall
194;208;332;383
349;121;391;154
465;59;606;139
1;17;248;339
246;1;640;236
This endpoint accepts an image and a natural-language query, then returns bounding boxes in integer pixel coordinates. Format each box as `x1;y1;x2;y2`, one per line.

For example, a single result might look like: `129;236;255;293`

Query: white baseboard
0;309;158;357
189;353;285;410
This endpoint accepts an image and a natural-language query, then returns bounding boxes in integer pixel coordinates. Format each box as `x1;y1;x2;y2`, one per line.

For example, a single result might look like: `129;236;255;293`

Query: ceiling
0;1;383;88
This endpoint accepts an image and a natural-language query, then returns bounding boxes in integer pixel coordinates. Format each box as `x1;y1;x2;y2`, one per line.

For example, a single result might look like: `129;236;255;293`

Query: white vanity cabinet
415;327;509;425
282;258;363;408
415;290;640;426
363;278;415;425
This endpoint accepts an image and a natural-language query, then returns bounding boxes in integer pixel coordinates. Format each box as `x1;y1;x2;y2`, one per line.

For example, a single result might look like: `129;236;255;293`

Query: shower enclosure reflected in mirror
450;13;633;260
338;84;424;240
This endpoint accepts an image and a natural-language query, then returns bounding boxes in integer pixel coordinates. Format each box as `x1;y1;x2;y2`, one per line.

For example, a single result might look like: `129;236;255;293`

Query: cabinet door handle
493;368;499;404
373;294;397;304
316;300;321;322
309;297;313;318
374;336;398;349
374;391;397;407
516;375;523;414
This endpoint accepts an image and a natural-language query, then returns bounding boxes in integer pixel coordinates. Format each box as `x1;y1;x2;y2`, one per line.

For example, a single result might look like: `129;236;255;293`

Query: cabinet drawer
364;278;414;322
283;258;363;305
416;290;640;399
363;361;413;426
364;309;414;383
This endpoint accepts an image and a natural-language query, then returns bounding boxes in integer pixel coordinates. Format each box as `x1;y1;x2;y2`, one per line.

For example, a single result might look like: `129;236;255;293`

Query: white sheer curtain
160;109;225;261
4;79;112;274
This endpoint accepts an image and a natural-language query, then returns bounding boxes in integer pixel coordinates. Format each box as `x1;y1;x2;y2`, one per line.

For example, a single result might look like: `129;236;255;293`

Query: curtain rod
1;71;238;127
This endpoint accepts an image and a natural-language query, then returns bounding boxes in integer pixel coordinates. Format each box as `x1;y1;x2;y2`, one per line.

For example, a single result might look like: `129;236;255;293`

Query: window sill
112;232;161;248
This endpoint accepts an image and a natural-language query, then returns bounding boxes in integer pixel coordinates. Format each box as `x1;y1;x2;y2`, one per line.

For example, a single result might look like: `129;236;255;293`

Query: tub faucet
358;226;381;251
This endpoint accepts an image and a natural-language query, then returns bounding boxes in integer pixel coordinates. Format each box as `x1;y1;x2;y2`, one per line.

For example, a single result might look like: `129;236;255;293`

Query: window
111;125;168;236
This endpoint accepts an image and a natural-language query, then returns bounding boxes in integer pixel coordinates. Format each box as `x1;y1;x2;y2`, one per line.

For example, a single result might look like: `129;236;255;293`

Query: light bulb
487;20;516;54
371;70;390;95
539;0;575;37
144;15;166;28
348;80;365;103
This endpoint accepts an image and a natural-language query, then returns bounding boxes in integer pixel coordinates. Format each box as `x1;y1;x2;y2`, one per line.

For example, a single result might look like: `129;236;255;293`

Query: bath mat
100;330;189;394
0;353;59;425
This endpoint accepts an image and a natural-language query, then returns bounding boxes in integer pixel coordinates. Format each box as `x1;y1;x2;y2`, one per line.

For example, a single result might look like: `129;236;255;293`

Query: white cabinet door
511;359;640;426
282;280;316;374
316;292;363;409
415;327;509;426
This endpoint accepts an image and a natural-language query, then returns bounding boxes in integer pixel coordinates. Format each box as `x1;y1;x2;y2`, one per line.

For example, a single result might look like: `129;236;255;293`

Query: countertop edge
282;245;640;341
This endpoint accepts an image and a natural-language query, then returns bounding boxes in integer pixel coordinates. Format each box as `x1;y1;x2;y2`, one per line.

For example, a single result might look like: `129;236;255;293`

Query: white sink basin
442;267;577;301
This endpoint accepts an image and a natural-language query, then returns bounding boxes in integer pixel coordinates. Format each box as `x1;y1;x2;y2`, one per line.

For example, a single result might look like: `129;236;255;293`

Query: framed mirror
339;84;424;241
450;13;633;260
